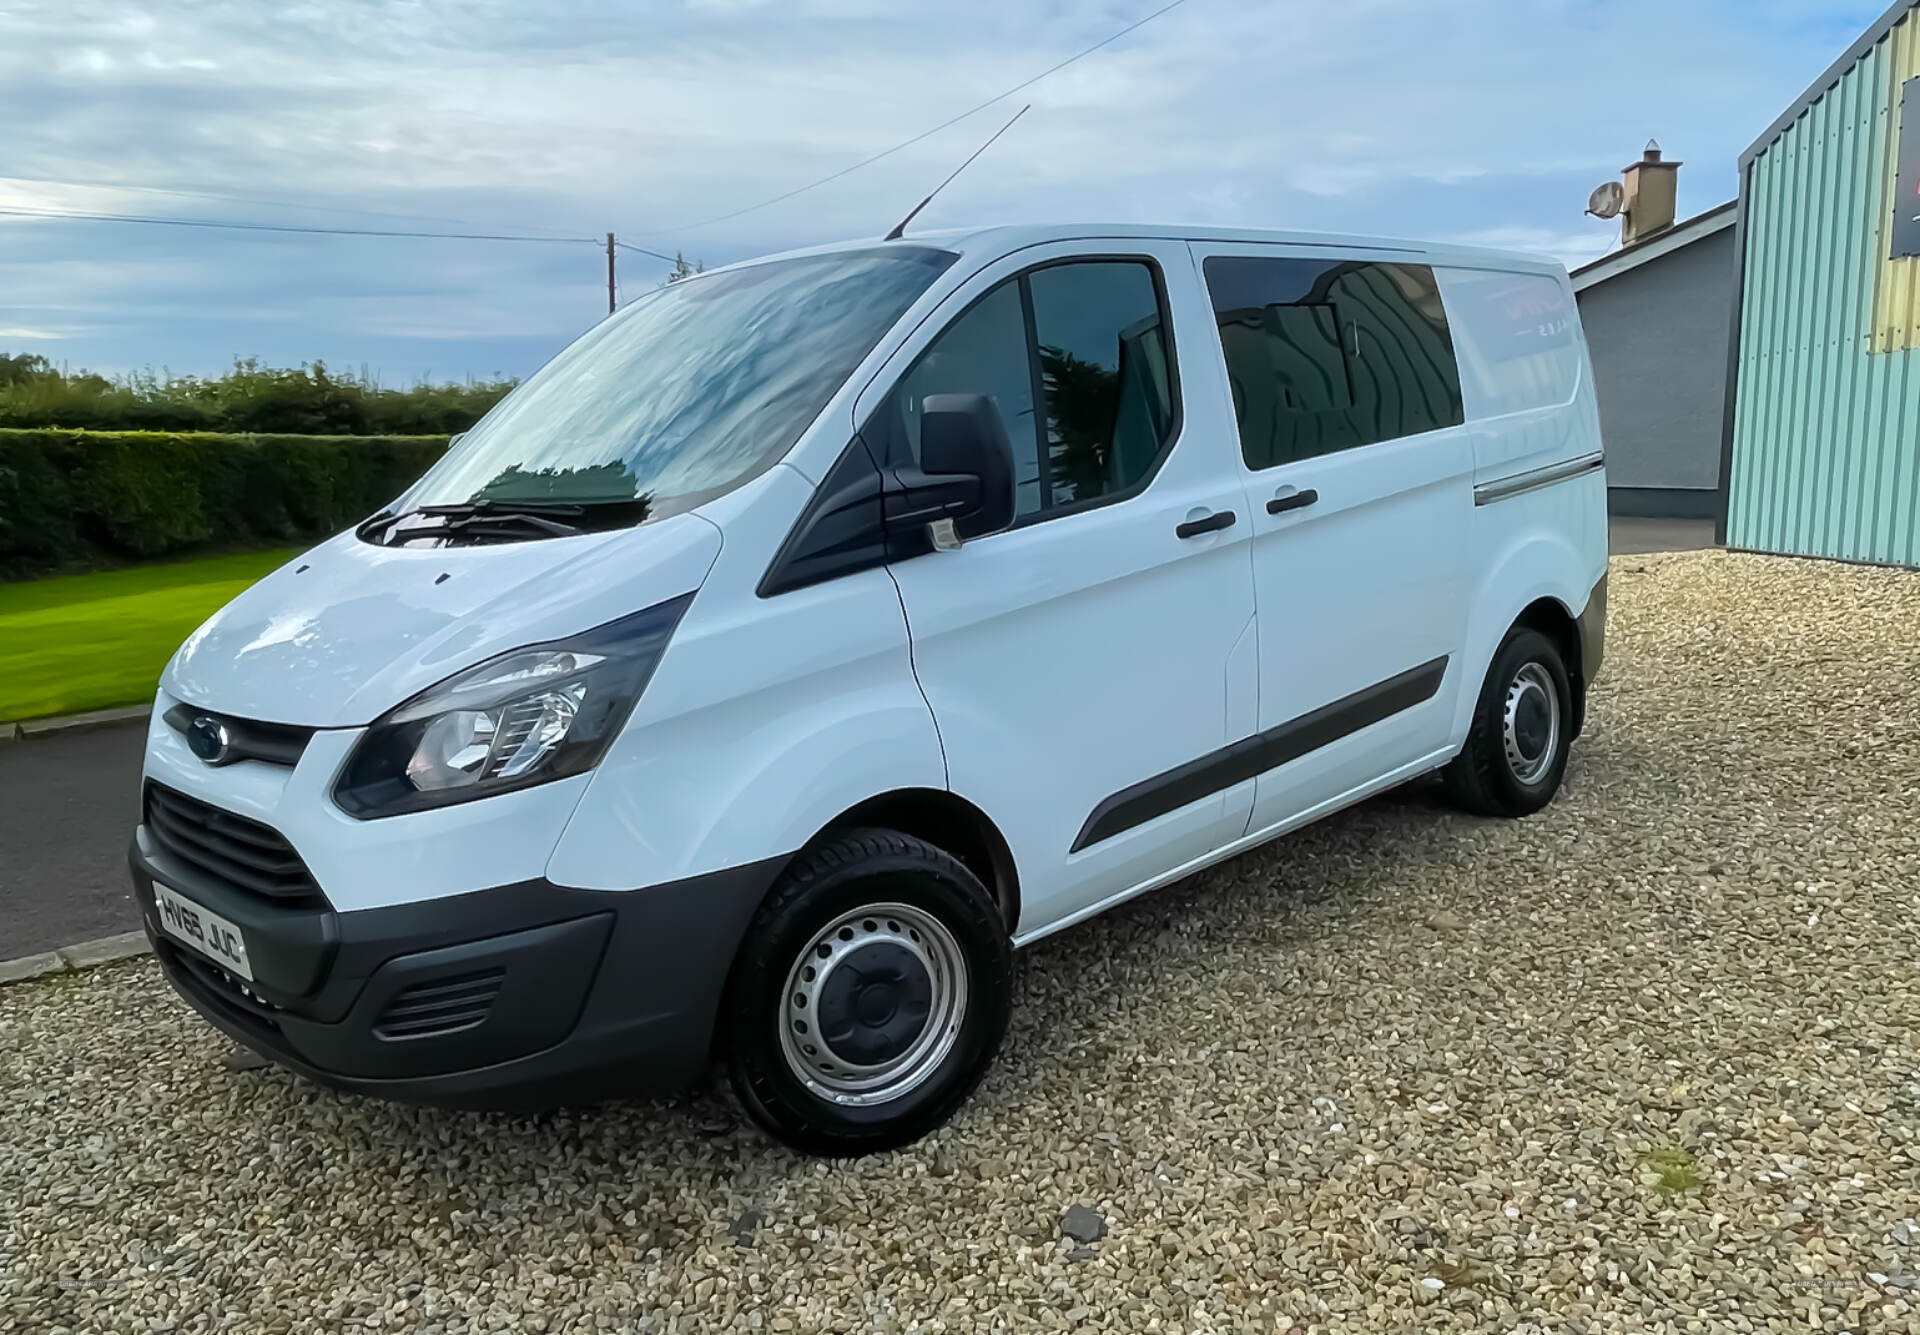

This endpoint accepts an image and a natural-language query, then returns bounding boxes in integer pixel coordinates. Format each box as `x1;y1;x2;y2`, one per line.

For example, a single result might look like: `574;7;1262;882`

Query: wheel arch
713;788;1021;1068
815;788;1021;937
1457;529;1600;745
1512;595;1586;736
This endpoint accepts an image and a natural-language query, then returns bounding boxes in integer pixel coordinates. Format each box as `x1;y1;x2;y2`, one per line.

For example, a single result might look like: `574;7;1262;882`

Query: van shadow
251;775;1501;1212
227;734;1644;1259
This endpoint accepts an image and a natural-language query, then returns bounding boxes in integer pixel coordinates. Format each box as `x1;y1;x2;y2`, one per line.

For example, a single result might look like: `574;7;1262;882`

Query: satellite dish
1587;181;1626;220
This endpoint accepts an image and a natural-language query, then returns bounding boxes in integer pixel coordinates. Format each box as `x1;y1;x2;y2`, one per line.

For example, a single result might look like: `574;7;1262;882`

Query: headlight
333;594;693;818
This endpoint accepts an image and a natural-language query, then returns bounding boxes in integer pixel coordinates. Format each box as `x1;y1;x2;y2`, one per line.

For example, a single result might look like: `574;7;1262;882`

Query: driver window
887;258;1176;523
894;279;1039;514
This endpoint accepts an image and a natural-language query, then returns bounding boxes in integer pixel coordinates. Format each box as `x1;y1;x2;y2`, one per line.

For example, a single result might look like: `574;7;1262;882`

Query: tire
721;828;1013;1156
1443;626;1574;818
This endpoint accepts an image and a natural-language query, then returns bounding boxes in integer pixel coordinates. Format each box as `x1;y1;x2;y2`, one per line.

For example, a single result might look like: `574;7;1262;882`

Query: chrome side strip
1474;451;1605;506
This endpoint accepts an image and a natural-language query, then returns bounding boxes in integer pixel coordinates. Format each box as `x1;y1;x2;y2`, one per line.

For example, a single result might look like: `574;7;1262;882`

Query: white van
132;225;1605;1153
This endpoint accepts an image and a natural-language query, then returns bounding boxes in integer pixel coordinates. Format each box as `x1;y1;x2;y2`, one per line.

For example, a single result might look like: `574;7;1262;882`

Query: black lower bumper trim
131;829;786;1110
1577;571;1607;688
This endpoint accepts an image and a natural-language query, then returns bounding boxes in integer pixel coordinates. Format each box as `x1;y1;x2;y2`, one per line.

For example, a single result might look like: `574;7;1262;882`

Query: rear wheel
722;828;1012;1155
1444;627;1573;817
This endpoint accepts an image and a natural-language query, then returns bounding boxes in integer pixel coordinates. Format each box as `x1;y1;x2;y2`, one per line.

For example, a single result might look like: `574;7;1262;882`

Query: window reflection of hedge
472;459;647;508
1038;345;1121;504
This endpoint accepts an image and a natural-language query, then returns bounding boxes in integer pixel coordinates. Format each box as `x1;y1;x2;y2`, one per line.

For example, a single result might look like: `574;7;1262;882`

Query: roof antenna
885;104;1031;241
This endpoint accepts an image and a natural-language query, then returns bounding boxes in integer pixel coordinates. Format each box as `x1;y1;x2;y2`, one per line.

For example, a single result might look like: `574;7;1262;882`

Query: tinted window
1203;256;1463;470
880;260;1176;520
1029;262;1175;511
893;280;1041;512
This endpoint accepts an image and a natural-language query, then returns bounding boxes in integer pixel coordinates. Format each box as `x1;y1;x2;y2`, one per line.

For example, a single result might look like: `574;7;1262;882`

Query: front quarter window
379;246;956;543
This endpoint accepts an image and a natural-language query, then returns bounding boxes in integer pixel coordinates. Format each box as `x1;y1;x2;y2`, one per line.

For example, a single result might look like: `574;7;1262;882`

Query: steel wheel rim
1502;661;1560;786
777;902;969;1107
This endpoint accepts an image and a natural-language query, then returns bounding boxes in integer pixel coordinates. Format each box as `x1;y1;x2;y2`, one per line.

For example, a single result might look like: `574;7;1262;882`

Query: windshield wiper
367;496;654;546
357;507;400;541
387;510;584;545
424;497;649;522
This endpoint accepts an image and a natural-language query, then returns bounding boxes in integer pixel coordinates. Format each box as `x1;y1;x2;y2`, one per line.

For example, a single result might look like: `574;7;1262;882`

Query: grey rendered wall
1574;227;1735;504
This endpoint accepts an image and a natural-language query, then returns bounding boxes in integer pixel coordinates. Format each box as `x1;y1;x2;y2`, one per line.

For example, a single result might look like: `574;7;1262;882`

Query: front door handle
1267;488;1319;515
1175;509;1237;539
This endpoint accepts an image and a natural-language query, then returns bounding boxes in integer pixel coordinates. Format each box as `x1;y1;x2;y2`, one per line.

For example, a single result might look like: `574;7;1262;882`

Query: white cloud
0;0;1890;375
1453;224;1620;269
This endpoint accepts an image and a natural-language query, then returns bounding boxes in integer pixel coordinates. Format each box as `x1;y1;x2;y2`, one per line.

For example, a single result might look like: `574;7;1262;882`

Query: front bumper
130;825;782;1110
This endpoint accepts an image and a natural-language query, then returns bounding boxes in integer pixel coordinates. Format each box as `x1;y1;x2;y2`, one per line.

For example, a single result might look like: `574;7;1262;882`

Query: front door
864;242;1258;936
1191;244;1476;837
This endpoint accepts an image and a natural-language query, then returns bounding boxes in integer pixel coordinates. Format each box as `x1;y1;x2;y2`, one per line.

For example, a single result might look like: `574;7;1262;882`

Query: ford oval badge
186;715;233;765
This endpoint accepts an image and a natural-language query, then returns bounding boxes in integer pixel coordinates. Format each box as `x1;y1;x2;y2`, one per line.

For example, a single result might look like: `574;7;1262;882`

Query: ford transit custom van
131;225;1607;1154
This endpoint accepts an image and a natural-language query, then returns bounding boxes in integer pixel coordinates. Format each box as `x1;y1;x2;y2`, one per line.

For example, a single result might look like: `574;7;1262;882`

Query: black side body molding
1070;655;1450;853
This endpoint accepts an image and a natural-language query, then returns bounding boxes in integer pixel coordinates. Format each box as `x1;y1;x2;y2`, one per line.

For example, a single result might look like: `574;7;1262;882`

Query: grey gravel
4;549;1920;1333
219;1044;270;1073
1061;1204;1108;1244
728;1208;765;1248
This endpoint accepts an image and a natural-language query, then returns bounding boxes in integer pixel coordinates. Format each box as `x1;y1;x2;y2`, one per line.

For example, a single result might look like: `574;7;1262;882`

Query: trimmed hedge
0;355;514;435
0;429;448;578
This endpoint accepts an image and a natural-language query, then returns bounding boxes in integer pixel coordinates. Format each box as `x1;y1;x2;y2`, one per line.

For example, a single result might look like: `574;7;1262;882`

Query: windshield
401;246;956;525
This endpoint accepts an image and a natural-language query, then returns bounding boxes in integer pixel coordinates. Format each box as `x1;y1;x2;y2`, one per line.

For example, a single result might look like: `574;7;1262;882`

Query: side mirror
883;393;1015;549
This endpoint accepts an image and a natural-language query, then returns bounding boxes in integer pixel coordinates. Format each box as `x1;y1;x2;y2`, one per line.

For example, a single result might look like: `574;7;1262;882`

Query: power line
639;0;1197;237
0;174;584;238
0;205;597;245
612;238;687;263
0;206;682;316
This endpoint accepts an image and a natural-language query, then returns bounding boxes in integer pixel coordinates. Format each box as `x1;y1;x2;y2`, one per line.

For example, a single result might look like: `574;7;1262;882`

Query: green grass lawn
0;549;301;723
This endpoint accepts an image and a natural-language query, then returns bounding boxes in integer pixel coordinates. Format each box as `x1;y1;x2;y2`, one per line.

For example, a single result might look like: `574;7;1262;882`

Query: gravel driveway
5;549;1918;1334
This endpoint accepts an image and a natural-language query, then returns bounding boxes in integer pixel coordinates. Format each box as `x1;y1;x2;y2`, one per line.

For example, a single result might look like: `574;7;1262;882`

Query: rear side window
878;259;1177;520
1432;266;1580;417
1203;256;1464;470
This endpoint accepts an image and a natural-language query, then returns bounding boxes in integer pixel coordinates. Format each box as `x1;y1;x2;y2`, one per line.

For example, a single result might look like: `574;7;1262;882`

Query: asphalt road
0;515;1718;960
0;724;146;957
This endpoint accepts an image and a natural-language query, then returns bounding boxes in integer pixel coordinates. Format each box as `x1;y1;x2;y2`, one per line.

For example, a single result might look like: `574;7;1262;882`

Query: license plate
152;881;253;981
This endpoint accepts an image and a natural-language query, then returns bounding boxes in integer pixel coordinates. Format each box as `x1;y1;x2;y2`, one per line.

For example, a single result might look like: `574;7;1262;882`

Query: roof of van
712;223;1570;279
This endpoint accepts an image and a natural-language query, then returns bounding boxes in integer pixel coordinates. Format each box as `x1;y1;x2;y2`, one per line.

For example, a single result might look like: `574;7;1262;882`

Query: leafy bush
0;429;448;578
0;355;514;436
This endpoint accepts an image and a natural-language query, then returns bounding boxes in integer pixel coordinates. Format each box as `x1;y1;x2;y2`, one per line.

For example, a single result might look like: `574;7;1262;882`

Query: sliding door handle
1175;509;1237;539
1267;488;1319;515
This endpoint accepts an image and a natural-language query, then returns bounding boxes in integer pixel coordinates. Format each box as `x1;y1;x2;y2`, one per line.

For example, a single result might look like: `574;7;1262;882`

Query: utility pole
605;233;617;315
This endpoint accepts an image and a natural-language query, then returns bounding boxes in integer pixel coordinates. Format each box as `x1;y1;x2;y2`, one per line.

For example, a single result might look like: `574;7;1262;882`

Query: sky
0;0;1889;383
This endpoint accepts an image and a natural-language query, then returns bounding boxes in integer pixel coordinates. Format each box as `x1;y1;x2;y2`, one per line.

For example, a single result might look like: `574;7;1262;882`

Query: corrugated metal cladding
1726;3;1920;567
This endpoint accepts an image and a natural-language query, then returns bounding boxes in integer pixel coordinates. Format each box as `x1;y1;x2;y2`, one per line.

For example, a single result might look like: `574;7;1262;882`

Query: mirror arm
881;469;984;554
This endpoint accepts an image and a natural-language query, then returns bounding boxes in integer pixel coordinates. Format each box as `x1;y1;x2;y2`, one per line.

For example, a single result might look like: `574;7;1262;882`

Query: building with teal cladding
1723;0;1920;568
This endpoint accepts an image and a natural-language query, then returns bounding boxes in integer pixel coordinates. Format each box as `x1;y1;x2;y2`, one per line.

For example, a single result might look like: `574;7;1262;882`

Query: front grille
144;783;323;905
161;703;314;767
373;970;506;1040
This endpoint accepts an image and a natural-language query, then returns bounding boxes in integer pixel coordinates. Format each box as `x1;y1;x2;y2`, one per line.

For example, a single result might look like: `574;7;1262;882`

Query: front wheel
721;829;1012;1155
1443;626;1574;817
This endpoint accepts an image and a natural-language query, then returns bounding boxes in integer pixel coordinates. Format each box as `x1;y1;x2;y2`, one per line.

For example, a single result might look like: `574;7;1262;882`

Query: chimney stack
1621;139;1680;246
